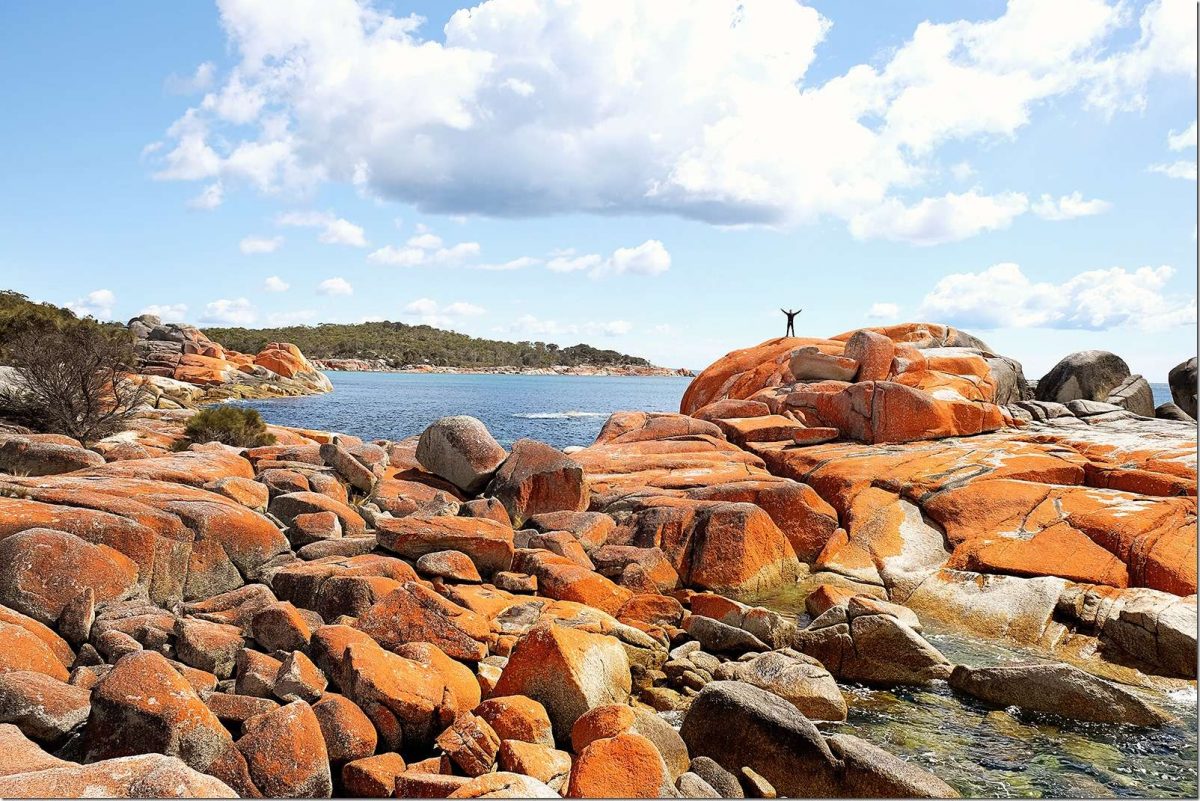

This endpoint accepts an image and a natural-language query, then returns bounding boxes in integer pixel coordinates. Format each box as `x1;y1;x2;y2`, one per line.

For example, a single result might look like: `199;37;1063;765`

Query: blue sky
0;0;1195;378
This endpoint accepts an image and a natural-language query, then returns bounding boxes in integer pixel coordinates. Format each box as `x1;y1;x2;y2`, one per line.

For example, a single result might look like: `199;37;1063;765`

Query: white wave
512;411;609;420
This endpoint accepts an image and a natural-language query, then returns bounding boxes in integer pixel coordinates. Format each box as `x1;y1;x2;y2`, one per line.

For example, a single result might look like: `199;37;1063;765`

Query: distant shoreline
311;358;695;378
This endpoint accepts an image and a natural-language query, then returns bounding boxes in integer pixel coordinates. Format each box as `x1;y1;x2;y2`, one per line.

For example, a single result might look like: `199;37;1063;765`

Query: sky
0;0;1195;378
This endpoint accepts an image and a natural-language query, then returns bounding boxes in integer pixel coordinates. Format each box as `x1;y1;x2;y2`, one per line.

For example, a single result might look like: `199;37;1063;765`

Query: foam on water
511;411;610;419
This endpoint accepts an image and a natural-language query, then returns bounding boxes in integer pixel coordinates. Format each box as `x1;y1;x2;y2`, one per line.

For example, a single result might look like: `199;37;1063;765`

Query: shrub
0;319;148;445
183;406;276;448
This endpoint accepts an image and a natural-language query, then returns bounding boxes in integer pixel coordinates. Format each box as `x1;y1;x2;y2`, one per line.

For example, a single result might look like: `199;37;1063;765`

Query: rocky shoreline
311;358;694;378
0;321;1193;798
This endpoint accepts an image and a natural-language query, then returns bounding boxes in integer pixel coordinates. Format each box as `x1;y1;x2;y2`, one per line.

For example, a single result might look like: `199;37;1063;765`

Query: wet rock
827;733;959;797
488;438;589;526
237;699;332;797
793;611;951;685
713;649;847;721
0;437;104;476
0;670;90;743
567;732;676;798
683;614;768;655
689;756;743;799
417;416;508;495
571;703;690;779
948;663;1169;726
0;528;140;625
493;621;631;742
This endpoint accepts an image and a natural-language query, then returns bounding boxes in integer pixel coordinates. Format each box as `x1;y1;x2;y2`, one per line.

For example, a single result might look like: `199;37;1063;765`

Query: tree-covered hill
204;320;655;369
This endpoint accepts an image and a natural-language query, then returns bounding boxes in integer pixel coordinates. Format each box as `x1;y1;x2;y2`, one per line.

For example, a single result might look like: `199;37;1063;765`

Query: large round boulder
416;416;508;495
1169;357;1197;419
1036;351;1131;404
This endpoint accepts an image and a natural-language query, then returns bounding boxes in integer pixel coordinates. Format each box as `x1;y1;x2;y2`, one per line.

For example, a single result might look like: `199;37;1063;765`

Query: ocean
234;371;692;449
234;373;1178;450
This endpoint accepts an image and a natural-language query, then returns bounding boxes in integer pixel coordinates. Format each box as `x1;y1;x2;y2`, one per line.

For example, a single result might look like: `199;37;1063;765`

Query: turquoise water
235;371;690;449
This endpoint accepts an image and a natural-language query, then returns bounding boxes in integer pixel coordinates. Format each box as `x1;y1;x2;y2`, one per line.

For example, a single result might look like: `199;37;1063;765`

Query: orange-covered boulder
566;732;675;798
493;622;631;741
376;516;515;576
254;342;315;379
238;699;332;797
488;439;589;526
355;582;490;661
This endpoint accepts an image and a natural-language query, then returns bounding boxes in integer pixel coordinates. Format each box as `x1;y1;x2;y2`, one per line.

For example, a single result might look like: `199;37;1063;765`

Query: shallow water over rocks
752;585;1197;798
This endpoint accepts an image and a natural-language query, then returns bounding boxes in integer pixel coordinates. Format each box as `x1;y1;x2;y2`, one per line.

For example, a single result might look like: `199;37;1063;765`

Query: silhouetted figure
781;308;801;337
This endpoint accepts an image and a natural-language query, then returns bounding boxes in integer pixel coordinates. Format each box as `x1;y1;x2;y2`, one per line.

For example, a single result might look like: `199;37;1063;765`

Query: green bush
183;406;276;448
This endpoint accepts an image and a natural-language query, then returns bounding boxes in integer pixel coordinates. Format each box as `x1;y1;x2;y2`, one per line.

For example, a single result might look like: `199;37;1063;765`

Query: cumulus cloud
1168;121;1197;151
1031;191;1112;220
471;256;541;271
200;297;256;325
367;232;481;267
848;191;1029;246
148;0;1195;242
401;297;486;328
317;277;353;296
166;62;216;94
1149;161;1197;180
263;275;289;292
867;302;900;319
546;241;671;277
496;315;633;338
918;262;1195;331
139;303;189;322
66;289;116;320
277;211;367;247
187;181;224;210
240;235;283;254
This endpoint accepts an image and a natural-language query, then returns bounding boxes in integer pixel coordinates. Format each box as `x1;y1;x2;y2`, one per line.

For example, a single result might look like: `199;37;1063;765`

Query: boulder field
0;320;1193;798
126;314;333;407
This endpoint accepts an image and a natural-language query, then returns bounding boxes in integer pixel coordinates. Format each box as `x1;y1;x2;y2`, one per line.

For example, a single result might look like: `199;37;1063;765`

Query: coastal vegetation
180;406;276;448
0;295;145;444
205;320;653;369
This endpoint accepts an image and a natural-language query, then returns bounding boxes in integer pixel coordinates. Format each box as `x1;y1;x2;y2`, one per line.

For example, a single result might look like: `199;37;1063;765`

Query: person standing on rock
781;308;801;337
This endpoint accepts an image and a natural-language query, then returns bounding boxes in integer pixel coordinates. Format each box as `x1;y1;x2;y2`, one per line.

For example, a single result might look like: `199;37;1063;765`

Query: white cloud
240;235;283;254
368;240;480;267
402;297;486;328
599;240;671;277
200;297;257;325
166;62;216;94
950;162;976;182
546;241;672;277
149;0;1194;243
1168;121;1197;151
263;275;290;292
471;256;541;271
496;315;634;338
848;191;1030;245
867;302;900;319
187;181;224;210
1031;191;1112;220
918;262;1196;331
277;211;367;247
406;232;443;249
139;303;189;321
66;289;116;320
317;277;354;295
1149;161;1198;180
